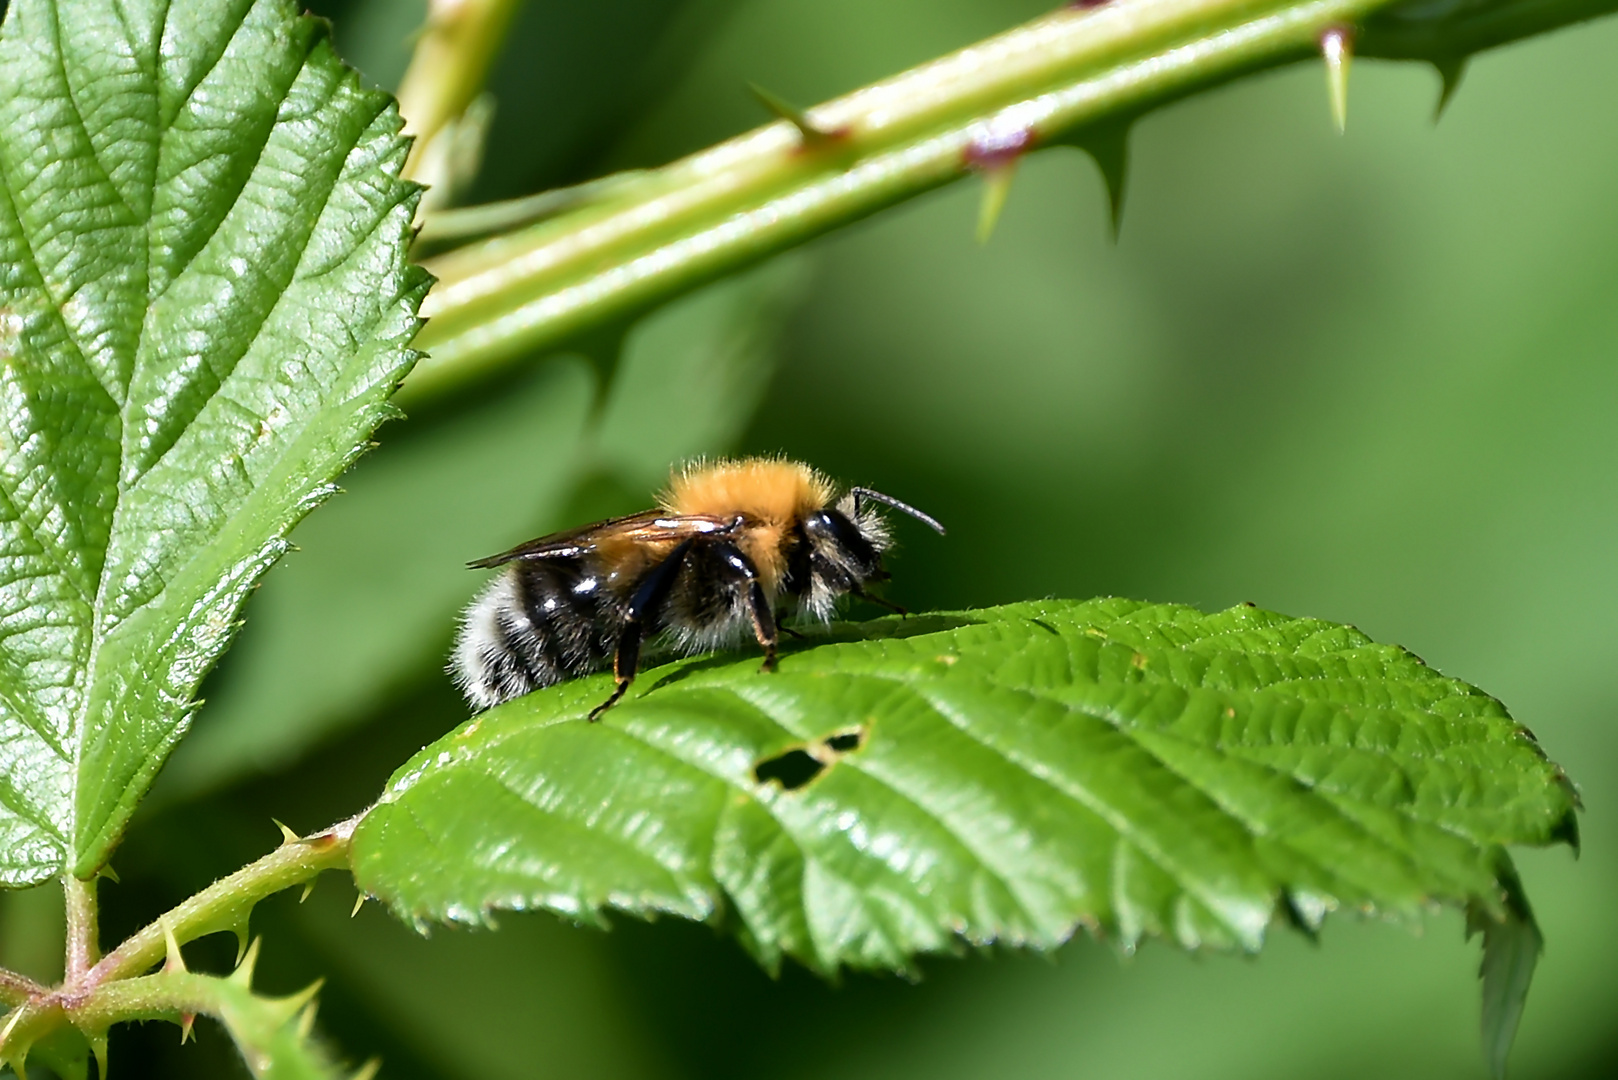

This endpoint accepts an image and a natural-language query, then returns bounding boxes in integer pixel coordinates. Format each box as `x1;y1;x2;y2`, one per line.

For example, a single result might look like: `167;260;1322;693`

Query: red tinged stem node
963;123;1036;171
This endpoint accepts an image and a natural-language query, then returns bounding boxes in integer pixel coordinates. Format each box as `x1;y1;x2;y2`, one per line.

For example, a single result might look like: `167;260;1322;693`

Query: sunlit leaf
0;0;424;882
352;599;1578;982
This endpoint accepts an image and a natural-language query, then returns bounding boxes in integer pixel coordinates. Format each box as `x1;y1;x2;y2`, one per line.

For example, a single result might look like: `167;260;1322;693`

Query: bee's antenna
849;487;946;535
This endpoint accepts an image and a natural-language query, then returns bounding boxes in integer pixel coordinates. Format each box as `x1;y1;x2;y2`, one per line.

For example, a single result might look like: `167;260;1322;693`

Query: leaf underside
352;599;1578;977
0;0;424;882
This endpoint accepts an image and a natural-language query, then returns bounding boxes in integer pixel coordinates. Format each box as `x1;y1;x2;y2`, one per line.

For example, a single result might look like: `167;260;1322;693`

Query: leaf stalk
63;875;97;983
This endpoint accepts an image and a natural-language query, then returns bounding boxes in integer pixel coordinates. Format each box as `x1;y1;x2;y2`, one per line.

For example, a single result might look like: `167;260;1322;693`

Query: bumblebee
452;458;945;719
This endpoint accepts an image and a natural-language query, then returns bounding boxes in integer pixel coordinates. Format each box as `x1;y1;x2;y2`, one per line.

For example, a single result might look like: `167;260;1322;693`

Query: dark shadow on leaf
642;613;983;694
817;612;983;643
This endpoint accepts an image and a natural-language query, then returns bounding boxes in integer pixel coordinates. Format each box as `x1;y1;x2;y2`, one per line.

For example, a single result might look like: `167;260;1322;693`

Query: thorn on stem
299;879;316;904
161;917;187;973
232;937;263;989
274;819;301;847
89;1031;109;1079
964;117;1036;244
748;83;844;146
351;893;368;918
975;164;1017;244
1432;56;1468;120
1071;121;1131;240
1320;26;1352;133
0;1008;29;1075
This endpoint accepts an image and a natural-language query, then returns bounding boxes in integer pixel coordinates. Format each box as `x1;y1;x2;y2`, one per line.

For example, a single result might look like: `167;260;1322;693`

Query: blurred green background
4;0;1615;1076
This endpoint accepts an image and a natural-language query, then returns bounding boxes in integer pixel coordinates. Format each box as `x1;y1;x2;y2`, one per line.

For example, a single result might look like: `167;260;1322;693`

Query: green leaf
0;0;425;882
352;599;1578;980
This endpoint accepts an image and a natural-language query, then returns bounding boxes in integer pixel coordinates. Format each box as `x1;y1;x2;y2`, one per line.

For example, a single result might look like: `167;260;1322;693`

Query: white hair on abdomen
451;571;534;710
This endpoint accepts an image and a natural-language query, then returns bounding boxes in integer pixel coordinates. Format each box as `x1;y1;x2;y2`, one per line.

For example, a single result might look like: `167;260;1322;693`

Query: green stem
89;814;360;986
63;876;97;983
399;0;1618;403
67;966;319;1035
0;968;44;1010
1;818;358;1068
397;0;525;194
402;0;1352;401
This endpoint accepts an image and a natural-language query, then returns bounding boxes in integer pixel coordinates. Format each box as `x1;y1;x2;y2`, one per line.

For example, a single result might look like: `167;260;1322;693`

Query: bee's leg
851;583;908;617
751;582;780;672
590;540;692;721
779;623;808;640
589;623;642;721
714;542;778;673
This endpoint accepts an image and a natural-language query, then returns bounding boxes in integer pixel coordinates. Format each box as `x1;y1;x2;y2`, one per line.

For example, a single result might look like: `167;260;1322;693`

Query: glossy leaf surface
0;0;424;882
352;599;1578;975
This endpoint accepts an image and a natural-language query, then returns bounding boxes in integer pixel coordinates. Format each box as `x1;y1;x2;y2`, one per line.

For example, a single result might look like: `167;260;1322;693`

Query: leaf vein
47;1;137;224
125;83;372;490
902;679;1272;941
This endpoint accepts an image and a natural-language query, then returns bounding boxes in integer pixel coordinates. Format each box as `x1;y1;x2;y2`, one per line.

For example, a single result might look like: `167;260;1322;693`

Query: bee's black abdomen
452;554;624;710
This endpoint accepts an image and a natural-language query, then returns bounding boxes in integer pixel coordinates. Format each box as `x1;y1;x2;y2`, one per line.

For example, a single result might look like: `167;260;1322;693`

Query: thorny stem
63;875;97;983
90;814;361;986
1;817;360;1069
399;0;1617;403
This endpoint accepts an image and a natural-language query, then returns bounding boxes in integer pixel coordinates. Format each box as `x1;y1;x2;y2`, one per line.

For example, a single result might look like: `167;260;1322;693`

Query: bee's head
789;488;943;619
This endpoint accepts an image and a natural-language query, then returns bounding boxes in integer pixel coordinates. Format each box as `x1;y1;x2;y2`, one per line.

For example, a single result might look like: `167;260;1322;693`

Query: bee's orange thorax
661;458;834;591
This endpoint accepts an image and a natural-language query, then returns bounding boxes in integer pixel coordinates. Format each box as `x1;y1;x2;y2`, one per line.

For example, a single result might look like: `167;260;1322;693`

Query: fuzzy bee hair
451;458;943;719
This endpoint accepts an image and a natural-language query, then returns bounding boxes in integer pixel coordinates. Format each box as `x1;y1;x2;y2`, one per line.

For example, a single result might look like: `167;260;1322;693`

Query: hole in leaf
824;730;863;753
754;749;824;790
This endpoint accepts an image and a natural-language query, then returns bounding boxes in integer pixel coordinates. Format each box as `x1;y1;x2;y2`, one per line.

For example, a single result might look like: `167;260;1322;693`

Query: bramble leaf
0;0;425;883
353;598;1577;988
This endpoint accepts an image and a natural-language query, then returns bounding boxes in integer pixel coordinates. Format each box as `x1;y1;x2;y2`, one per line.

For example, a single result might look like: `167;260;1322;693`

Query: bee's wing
467;510;739;569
